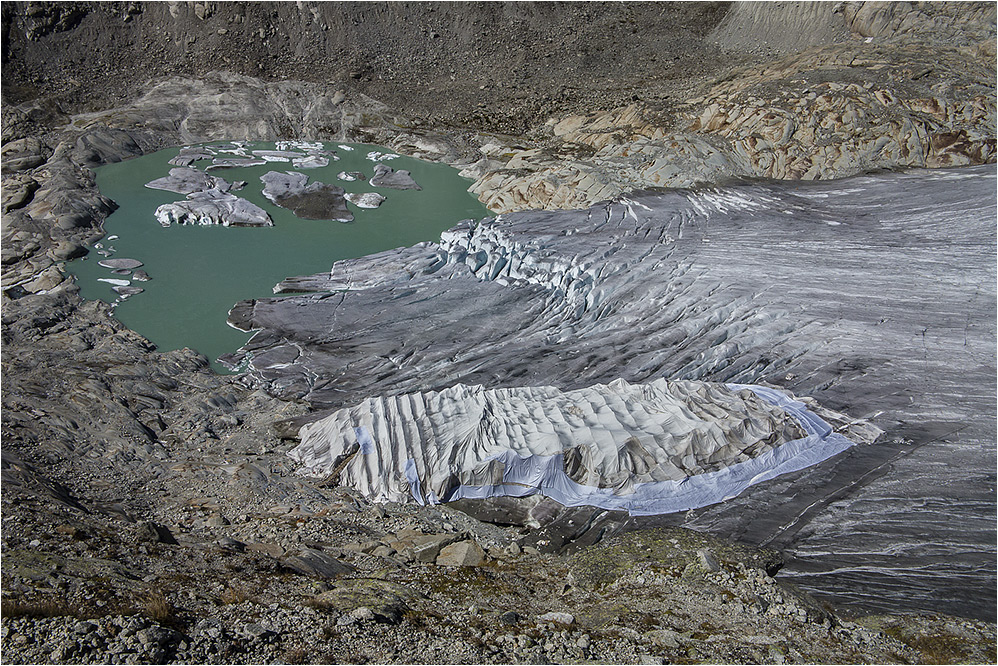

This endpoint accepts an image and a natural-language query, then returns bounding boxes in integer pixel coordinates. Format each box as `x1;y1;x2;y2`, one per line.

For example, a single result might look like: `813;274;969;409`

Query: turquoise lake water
68;142;490;372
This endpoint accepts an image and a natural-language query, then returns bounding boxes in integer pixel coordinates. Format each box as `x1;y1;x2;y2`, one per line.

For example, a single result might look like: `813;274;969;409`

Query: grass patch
1;597;84;619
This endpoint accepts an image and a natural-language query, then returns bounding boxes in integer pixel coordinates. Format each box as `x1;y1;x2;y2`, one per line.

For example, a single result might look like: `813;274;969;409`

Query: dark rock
136;521;178;545
500;611;522;625
282;547;354;579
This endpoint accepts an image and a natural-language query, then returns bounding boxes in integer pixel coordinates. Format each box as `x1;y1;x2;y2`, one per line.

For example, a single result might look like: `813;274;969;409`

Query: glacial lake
69;142;491;372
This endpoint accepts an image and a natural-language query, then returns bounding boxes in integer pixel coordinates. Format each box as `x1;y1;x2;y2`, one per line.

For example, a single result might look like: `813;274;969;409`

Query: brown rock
436;539;486;567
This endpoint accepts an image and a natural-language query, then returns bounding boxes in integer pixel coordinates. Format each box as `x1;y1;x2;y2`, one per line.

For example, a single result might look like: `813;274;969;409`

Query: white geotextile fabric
290;379;857;515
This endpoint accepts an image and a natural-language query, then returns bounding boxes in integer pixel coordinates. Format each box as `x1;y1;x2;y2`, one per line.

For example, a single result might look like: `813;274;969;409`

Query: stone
242;623;277;641
402;533;462;563
646;629;682;648
697;549;721;573
136;521;178;545
50;242;87;261
1;175;40;212
309;578;420;624
281;547;354;579
436;540;486;567
247;542;285;558
538;612;575;626
370;163;421;190
337;171;366;181
23;266;64;293
113;285;144;296
1;137;50;173
72;127;142;167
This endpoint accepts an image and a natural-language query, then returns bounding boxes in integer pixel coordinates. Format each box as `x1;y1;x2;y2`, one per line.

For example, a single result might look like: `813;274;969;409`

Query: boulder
436;540;486;567
309;578;421;624
281;548;354;579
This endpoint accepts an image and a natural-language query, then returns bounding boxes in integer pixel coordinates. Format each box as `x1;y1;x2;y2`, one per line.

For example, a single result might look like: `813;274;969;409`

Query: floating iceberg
290;379;864;514
145;167;231;194
345;192;386;209
366;151;400;162
261;171;353;222
277;140;325;152
370;163;421;190
155;189;273;227
252;150;303;162
293;155;329;169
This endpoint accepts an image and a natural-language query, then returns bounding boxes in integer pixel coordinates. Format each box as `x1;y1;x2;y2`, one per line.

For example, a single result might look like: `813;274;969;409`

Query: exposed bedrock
228;165;997;619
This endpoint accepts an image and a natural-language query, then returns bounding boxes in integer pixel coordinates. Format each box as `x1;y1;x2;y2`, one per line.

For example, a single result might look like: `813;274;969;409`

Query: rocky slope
2;2;997;664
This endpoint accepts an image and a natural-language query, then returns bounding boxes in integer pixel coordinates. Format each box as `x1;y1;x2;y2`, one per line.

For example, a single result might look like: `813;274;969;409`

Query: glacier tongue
290;378;866;514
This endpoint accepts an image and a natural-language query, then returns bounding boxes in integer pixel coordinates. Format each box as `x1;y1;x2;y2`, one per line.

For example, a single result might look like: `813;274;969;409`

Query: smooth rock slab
155;189;273;227
370;163;421;190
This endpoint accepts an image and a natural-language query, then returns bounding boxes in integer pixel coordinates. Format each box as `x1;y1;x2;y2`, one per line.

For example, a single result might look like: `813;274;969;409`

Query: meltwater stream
68;142;490;371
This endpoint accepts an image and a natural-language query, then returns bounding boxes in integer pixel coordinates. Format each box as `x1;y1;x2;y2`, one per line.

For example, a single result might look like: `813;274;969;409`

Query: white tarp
290;379;861;515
